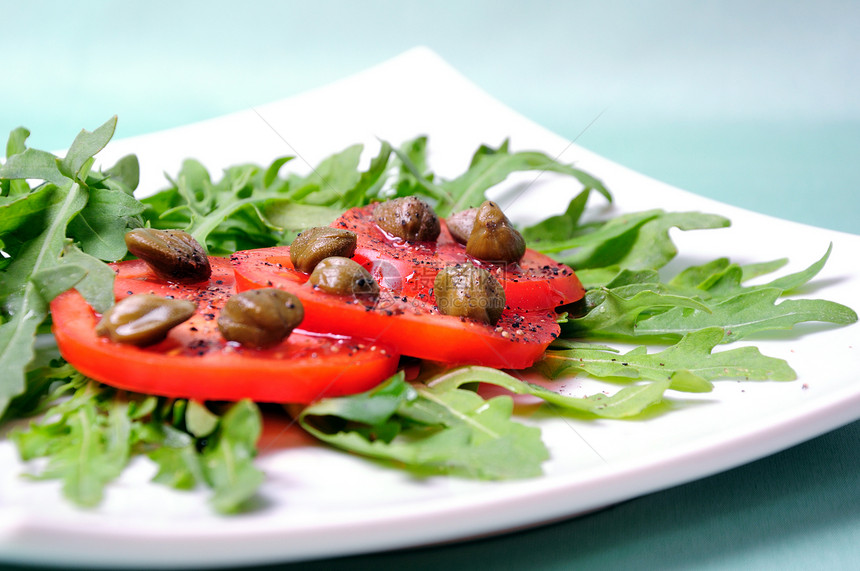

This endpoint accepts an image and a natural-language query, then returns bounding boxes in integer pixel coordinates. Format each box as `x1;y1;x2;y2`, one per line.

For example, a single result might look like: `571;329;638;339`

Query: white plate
1;47;858;568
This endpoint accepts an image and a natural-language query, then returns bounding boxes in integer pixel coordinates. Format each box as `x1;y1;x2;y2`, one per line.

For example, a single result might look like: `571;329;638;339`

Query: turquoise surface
2;1;858;569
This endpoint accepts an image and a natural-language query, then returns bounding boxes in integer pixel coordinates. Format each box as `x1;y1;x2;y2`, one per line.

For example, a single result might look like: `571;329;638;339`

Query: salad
0;116;856;514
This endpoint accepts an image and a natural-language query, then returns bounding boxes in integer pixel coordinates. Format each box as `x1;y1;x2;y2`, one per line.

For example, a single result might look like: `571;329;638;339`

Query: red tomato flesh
50;257;400;403
332;204;585;311
231;248;561;370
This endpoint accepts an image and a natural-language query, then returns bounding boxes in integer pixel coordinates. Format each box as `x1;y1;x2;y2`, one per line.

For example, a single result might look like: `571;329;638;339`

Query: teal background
1;1;858;569
2;1;859;235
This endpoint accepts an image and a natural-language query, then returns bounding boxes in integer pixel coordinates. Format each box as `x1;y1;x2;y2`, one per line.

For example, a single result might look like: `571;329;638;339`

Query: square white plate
1;47;858;568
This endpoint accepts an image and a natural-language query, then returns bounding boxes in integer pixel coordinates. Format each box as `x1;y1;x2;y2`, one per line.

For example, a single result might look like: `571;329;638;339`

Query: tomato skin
231;248;561;370
50;257;399;403
332;204;585;311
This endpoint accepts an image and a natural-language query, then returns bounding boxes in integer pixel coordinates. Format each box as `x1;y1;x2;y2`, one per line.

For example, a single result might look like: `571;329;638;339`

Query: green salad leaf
563;245;857;342
632;288;856;342
299;370;550;479
67;183;145;261
543;327;796;391
0;118;144;418
426;366;670;418
139;135;607;256
434;139;611;217
0;181;87;416
11;370;263;514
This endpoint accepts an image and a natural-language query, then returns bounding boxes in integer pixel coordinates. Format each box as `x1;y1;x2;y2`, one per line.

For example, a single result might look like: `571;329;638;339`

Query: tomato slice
231;248;561;370
331;204;585;311
50;257;399;403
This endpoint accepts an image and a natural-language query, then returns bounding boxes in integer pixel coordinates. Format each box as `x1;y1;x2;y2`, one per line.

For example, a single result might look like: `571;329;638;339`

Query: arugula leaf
0;183;88;416
428;366;671;419
13;377;130;508
604;211;730;272
11;369;264;513
185;400;220;438
262;201;342;243
143;160;271;255
740;258;789;282
555;211;730;284
55;242;117;314
145;397;264;513
534;381;671;418
300;371;549;479
0;183;75;239
525;209;659;256
666;245;832;300
29;262;88;303
200;400;264;513
262;156;295;188
634;288;857;342
435;139;611;217
544;327;796;391
26;242;116;315
563;243;857;343
563;286;712;339
668;257;737;293
396;135;431;182
148;426;204;490
526;207;731;290
143;155;351;254
389;139;451;203
66;184;145;261
102;154;140;193
0;360;73;422
755;244;834;293
0;148;67;186
5;127;30;161
341;140;392;207
286;144;363;205
138;135;610;259
1;118;138;417
58;116;118;181
520;187;608;244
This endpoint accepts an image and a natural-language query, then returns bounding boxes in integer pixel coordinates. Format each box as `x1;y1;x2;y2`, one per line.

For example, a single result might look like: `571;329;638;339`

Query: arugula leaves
11;371;263;513
140;136;611;255
300;370;549;479
562;244;857;342
543;328;796;391
431;139;611;217
0;118;144;418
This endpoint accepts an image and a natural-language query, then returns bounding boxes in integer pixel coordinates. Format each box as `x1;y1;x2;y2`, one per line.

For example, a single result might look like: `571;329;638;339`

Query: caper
465;201;526;264
374;196;441;242
289;227;357;273
309;257;380;299
95;294;196;346
125;228;211;283
433;262;505;325
217;289;304;348
446;207;477;245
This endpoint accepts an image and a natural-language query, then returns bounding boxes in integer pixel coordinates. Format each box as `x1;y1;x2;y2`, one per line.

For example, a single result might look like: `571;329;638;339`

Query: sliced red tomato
51;257;399;403
231;248;561;370
331;204;585;311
